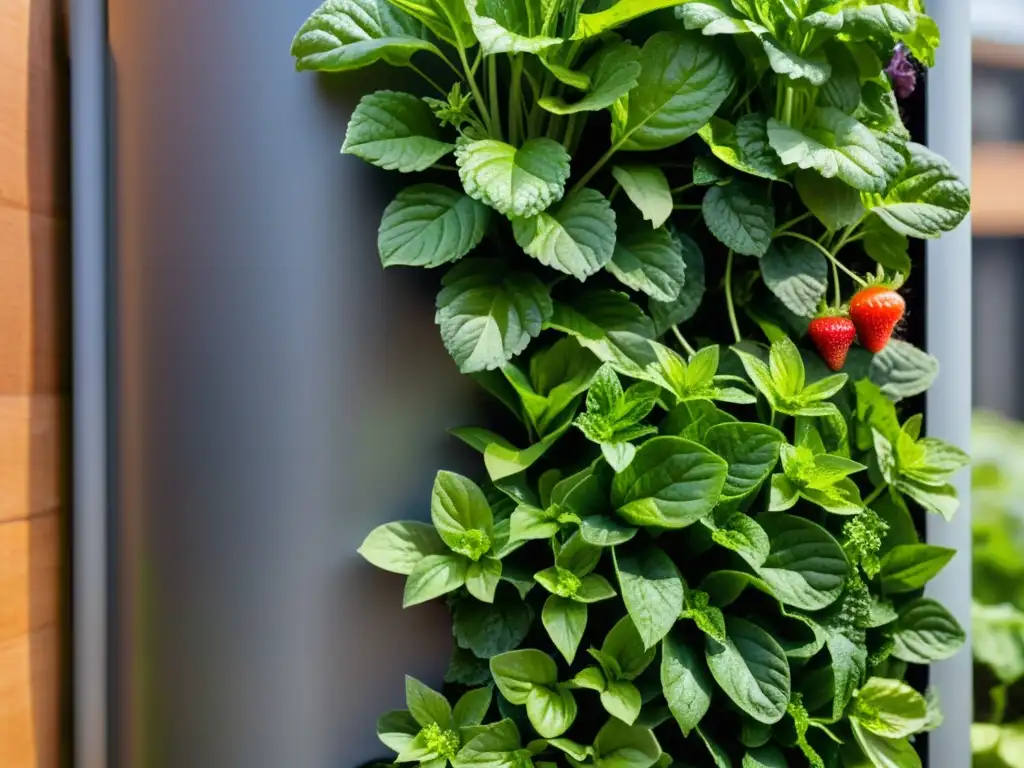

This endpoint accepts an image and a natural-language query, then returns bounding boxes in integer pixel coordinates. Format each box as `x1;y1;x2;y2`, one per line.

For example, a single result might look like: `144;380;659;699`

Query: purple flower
885;44;917;100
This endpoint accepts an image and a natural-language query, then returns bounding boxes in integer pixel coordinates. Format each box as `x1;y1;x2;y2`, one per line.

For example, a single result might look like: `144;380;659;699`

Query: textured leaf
343;91;453;172
602;616;658;680
526;685;578;739
650;234;705;333
662;628;713;736
755;513;850;610
854;677;928;739
892;597;966;663
592;718;663;768
465;0;561;54
850;720;922;768
456;138;571;218
795;171;865;231
385;0;474;48
612;165;673;228
704;422;784;505
379;184;489;267
702;182;775;257
452;587;533;658
541;42;642;115
698;113;787;180
607;226;686;302
842;4;940;67
601;681;643;725
574;0;686;38
868;340;939;401
490;649;558;705
879;545;956;594
705;617;791;724
513;189;617;280
614;544;686;648
759;240;828;318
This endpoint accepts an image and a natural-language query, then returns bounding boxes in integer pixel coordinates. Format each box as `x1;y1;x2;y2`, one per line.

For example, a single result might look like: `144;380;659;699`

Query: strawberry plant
291;0;971;765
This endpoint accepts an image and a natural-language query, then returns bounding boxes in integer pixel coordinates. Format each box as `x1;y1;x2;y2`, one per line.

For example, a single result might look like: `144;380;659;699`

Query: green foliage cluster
291;0;971;765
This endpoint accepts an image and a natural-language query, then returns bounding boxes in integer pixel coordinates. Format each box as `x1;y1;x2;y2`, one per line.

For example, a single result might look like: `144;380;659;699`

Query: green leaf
572;665;607;692
455;719;525;768
436;259;553;373
384;0;474;48
607;226;687;302
592;718;663;768
611;437;729;529
456;138;571;218
452;587;533;658
557;531;603;577
795;171;866;231
404;554;470;607
703;511;770;567
841;4;940;67
513;189;617;280
602;615;658;680
868;142;971;239
612;166;673;229
526;685;578;739
540;42;642;115
602;681;643;725
743;746;787;768
755;513;850;610
510;504;559;542
849;720;921;768
490;649;558;705
828;632;868;722
853;677;928;739
603;442;638;473
868;341;938;401
769;337;805;399
431;470;494;552
574;0;684;38
579;515;638;547
661;400;736;442
379;185;490;268
704;422;784;505
863;216;911;274
407;676;454;728
290;0;440;71
697;727;731;768
697;113;786;181
614;544;686;648
378;709;421;753
973;603;1024;685
705;617;791;724
467;557;503;602
768;108;898;193
649;233;705;333
454;687;493;728
575;574;618;603
613;31;737;152
464;0;561;54
358;521;447;574
662;628;713;736
878;545;955;594
342;91;452;172
702;182;775;257
892;597;965;663
446;652;492;688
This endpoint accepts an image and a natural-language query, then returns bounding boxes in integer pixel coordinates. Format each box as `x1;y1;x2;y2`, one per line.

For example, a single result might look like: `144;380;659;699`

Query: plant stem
569;138;624;196
509;56;524;145
488;57;503;141
409;64;448;97
725;250;741;344
673;204;702;211
672;326;697;357
670;183;695;196
777;231;868;287
863;484;886;507
457;45;493;137
562;113;578;151
609;183;621;202
832;258;841;308
774;211;812;234
430;163;458;171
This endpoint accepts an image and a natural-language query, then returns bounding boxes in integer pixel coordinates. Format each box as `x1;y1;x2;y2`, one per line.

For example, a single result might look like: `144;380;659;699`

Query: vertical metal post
925;0;973;765
70;0;110;767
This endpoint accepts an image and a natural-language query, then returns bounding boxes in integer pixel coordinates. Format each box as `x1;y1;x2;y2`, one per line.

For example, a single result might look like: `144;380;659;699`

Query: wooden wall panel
0;0;69;766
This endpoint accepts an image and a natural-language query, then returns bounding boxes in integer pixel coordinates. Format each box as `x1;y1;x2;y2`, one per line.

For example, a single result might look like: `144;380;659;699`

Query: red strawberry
808;315;857;371
849;285;906;354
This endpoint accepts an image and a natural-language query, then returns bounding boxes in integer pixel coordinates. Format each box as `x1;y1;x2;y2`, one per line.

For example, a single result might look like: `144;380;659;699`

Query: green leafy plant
292;0;970;765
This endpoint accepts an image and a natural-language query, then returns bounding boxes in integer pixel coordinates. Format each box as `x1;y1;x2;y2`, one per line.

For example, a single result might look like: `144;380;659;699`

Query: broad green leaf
575;574;618;603
513;189;617;280
603;442;637;472
592;718;663;768
490;649;558;705
431;470;494;552
572;666;607;692
452;587;533;658
385;0;474;48
465;0;561;54
892;597;965;663
703;511;770;567
611;437;729;528
456;138;571;218
758;32;831;86
378;709;420;753
454;687;493;728
702;182;775;257
540;42;642;115
404;553;470;606
406;676;454;728
290;0;440;71
379;185;489;268
677;1;761;35
850;720;922;768
661;400;736;442
612;165;673;229
614;544;686;648
527;685;577;739
358;521;447;574
607;226;687;302
467;556;502;602
456;719;525;767
510;504;559;542
699;569;774;607
878;545;955;594
795;171;865;231
602;615;658;680
819;42;862;113
601;681;643;725
574;0;685;38
853;677;928;739
973;603;1024;685
759;240;828;318
841;4;940;67
436;259;553;373
769;337;805;399
452;425;566;483
743;746;787;768
868;340;938;401
579;515;638;547
556;530;603;576
768;108;898;194
755;513;850;610
705;617;791;724
650;233;705;333
697;727;732;768
613;31;737;152
828;632;867;722
662;628;713;736
863;216;911;274
343;91;453;172
704;422;784;505
697;113;786;180
395;732;432;762
868;142;971;239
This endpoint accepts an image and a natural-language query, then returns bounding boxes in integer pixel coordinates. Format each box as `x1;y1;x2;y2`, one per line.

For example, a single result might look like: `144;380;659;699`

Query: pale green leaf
456;138;571;218
379;185;489;268
540;42;642;115
343;91;453;172
513;189;617;280
705;617;791;724
358;521;447;574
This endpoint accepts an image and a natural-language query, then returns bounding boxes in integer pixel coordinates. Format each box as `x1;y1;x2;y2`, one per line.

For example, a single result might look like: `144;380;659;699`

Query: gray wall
108;2;464;765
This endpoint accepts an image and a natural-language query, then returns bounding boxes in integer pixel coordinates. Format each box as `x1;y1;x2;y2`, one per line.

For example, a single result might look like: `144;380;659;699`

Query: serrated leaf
456;138;571;218
892;597;966;663
697;113;787;181
705;617;791;724
756;29;831;85
465;0;561;54
842;4;940;67
703;182;775;257
541;42;642;115
513;189;617;280
650;233;705;333
759;240;828;318
607;226;686;302
452;587;533;658
379;184;489;267
343;91;453;172
612;165;673;229
868;340;938;401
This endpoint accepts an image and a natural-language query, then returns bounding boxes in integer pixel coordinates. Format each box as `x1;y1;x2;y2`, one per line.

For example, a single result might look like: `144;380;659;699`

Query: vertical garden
290;1;971;765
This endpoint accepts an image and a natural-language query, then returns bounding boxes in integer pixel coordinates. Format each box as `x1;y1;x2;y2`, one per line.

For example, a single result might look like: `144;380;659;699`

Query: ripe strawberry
808;315;857;371
849;285;906;354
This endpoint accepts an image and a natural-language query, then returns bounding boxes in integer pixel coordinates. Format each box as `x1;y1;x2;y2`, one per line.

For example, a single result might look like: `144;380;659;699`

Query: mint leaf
879;544;956;594
465;0;561;54
795;171;866;231
868;340;939;401
405;554;470;606
358;521;447;574
513;189;617;280
436;259;553;373
760;240;828;318
343;91;453;172
607;226;687;302
456;138;571;218
611;436;729;528
612;165;673;229
614;31;737;152
650;233;706;333
613;543;686;648
703;182;775;257
755;513;850;610
892;597;966;663
379;185;489;268
540;42;642;115
705;617;791;725
698;113;787;181
662;628;713;736
291;0;440;71
543;595;588;663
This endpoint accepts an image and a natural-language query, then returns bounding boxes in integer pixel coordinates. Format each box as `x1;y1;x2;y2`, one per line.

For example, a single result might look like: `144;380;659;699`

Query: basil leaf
611;436;729;529
601;681;643;725
514;189;617;280
575;0;686;38
849;720;922;768
436;259;553;373
603;616;658;680
540;42;642;115
607;226;687;302
702;181;775;257
526;684;577;738
743;746;787;768
579;515;638;547
456;719;526;767
650;233;706;333
431;470;494;550
358;521;447;575
878;544;956;594
853;677;928;739
466;556;503;602
697;113;786;180
454;687;493;728
755;513;850;610
576;574;619;603
452;586;533;658
842;4;940;67
892;597;966;663
378;709;420;753
465;0;561;54
456;137;571;218
592;718;663;768
404;553;470;607
556;530;603;576
661;628;713;736
379;185;489;268
490;649;558;705
703;511;770;567
705;616;791;724
614;543;686;648
661;400;737;442
406;675;454;728
509;504;559;542
828;632;867;722
612;165;673;229
759;240;828;318
704;422;784;505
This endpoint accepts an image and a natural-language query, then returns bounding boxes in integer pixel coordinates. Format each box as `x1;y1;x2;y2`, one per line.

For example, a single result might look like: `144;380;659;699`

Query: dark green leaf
607;226;687;302
704;422;784;505
795;171;865;231
705;617;791;724
650;233;706;333
614;544;686;648
892;597;966;663
612;165;674;229
343;91;452;172
879;545;956;594
662;628;713;736
755;513;850;610
540;42;642;115
453;587;533;658
703;181;775;257
697;113;786;180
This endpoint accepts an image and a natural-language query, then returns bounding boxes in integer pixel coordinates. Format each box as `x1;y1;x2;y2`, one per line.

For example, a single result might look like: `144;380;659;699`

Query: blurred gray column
925;0;973;765
106;1;468;765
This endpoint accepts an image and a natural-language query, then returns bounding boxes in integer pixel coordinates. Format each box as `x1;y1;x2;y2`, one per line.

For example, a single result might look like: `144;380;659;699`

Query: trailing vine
291;1;971;766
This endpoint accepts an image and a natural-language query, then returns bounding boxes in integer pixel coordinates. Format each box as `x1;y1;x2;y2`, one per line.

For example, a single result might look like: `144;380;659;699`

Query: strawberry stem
777;232;868;287
725;250;741;344
832;259;841;308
